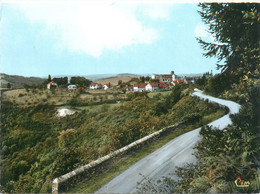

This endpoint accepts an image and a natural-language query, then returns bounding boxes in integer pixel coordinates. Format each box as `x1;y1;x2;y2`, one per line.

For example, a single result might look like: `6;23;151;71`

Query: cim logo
234;176;250;188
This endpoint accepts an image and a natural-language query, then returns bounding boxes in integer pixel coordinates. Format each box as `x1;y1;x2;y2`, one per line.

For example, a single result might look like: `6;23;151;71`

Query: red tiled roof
173;81;178;84
122;86;134;90
48;81;58;85
178;80;185;83
159;82;169;88
161;74;172;78
90;82;98;86
133;83;147;88
138;83;147;88
150;83;159;87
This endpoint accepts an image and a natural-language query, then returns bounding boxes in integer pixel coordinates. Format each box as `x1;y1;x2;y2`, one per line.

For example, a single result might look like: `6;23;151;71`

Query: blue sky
1;1;221;78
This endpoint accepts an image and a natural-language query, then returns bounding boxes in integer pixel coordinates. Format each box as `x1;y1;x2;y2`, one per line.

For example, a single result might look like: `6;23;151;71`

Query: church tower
171;71;176;81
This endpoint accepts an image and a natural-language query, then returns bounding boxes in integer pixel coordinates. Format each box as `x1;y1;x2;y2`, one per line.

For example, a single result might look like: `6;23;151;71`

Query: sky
1;0;224;78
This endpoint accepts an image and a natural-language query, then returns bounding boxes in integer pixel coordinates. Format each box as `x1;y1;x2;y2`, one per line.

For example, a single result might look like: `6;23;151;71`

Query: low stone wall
52;122;183;193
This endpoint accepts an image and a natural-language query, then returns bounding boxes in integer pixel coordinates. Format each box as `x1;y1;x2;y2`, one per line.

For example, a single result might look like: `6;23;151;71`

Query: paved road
96;91;241;193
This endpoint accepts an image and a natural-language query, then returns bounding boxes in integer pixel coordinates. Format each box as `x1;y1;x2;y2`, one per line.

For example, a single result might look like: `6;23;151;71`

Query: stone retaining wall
52;122;183;193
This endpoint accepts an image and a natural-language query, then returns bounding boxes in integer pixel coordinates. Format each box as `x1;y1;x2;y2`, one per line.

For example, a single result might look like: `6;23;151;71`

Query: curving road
96;91;241;193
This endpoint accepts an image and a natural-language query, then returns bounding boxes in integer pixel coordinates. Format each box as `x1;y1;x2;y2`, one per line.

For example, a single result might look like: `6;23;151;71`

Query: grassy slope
68;109;225;193
67;95;226;193
0;73;45;88
1;91;225;193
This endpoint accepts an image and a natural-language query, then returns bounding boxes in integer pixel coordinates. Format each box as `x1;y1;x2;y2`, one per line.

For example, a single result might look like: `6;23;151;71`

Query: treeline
45;75;92;87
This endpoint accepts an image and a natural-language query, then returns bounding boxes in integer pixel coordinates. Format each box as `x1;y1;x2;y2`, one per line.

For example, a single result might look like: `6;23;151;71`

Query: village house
133;82;165;92
151;71;176;83
133;83;147;92
47;81;58;89
90;82;102;89
158;82;170;90
145;83;159;92
122;86;133;91
67;84;77;90
103;84;109;90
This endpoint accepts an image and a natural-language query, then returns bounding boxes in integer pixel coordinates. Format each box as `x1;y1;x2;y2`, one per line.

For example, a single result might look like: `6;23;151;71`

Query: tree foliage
52;77;68;86
197;3;259;78
70;76;91;87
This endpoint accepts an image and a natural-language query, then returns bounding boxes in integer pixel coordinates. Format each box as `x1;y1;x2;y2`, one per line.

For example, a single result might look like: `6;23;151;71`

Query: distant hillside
86;73;141;82
178;73;203;77
54;73;142;82
97;76;139;86
0;73;46;89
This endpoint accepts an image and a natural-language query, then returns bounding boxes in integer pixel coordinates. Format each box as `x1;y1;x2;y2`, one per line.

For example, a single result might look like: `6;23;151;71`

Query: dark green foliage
47;74;52;82
205;72;233;95
140;76;145;83
52;77;68;86
198;3;259;76
7;82;11;88
70;76;91;87
155;84;185;116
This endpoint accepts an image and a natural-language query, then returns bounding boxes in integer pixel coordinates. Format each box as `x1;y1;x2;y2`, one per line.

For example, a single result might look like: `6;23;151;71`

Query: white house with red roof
145;83;159;92
90;82;102;89
47;81;58;89
133;83;147;92
122;86;133;91
151;71;176;83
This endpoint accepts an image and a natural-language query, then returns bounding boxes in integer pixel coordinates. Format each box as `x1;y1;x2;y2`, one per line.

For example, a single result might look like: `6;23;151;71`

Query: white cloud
16;1;163;57
194;23;215;42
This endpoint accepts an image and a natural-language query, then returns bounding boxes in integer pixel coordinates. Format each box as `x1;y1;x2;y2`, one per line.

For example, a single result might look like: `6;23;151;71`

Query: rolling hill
0;73;46;89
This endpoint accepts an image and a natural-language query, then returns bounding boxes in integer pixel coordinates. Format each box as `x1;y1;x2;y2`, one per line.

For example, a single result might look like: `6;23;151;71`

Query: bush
182;113;203;124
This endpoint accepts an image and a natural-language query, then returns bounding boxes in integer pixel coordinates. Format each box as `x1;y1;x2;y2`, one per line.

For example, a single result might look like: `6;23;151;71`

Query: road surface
96;91;241;193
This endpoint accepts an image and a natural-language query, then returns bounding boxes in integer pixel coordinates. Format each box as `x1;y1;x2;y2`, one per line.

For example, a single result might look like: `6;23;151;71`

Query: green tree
140;76;145;83
7;83;11;89
47;74;52;82
70;76;91;87
197;3;259;79
53;77;68;85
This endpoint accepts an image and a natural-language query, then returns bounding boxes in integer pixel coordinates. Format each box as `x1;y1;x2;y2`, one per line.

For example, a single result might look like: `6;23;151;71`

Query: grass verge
75;103;121;111
147;91;171;98
68;109;225;193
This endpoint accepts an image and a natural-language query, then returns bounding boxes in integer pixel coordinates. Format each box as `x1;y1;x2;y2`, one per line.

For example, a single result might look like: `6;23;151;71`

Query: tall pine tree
197;3;260;80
